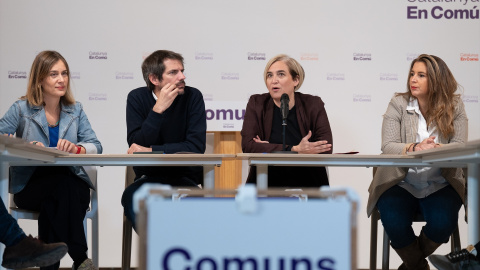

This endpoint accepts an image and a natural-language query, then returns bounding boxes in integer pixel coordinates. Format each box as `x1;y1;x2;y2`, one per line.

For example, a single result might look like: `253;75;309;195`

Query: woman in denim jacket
0;51;102;270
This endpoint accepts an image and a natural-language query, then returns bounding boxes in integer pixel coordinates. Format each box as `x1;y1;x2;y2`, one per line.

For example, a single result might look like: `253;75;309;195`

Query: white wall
1;0;479;268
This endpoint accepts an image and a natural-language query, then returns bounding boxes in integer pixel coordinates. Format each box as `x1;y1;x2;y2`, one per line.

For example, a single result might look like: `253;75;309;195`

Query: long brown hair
22;51;75;106
397;54;460;139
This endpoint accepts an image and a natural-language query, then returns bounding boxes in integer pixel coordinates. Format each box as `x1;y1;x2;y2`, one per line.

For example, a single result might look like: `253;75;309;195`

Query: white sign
139;189;357;270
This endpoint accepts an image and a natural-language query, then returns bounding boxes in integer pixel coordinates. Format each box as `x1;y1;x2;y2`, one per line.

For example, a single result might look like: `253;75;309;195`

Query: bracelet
412;143;419;152
76;145;82;154
407;143;415;153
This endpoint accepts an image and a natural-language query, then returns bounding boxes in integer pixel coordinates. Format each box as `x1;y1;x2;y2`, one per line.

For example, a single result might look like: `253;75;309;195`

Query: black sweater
126;86;206;184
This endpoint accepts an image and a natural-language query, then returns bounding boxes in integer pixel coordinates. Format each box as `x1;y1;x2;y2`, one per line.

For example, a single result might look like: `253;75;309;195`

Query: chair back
83;166;99;267
126;166;135;186
122;166;136;270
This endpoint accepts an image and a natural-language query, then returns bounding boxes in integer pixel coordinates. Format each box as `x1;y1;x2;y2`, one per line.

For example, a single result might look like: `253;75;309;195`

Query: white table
236;153;465;189
0;135;68;163
238;147;479;244
2;136;233;200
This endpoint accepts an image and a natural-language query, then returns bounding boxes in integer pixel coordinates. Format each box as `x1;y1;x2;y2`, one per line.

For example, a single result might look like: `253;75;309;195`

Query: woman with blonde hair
0;51;102;270
368;54;468;269
241;54;333;187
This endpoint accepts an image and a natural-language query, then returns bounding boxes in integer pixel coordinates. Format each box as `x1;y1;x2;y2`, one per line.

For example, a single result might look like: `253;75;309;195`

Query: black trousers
14;167;90;270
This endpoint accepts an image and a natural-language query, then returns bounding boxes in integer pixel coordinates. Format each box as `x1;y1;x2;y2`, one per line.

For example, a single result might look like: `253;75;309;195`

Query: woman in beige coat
368;54;468;270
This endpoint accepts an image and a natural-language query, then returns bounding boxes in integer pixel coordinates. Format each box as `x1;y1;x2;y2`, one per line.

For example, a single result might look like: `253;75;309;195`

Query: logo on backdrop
221;72;240;80
460;53;479;61
203;94;213;101
407;53;420;61
380;73;399;81
353;53;372;61
89;51;107;60
205;101;246;131
300;53;319;61
71;72;81;79
195;52;214;60
248;52;266;60
407;1;480;19
7;71;27;79
205;108;245;121
88;93;107;101
326;73;345;81
115;72;134;80
353;94;372;102
463;95;479;103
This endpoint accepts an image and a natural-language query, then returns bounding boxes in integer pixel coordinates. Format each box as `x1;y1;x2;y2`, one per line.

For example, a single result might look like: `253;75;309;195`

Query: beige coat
367;95;468;216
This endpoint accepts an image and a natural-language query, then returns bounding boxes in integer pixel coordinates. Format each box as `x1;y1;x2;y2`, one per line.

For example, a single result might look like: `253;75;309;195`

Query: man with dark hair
121;50;206;230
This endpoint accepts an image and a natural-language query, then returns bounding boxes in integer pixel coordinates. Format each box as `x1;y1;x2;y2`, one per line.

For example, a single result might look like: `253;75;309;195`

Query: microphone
273;93;297;154
280;93;289;121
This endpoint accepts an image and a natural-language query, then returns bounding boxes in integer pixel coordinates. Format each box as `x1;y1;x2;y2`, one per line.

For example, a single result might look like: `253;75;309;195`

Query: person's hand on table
127;143;152;154
30;141;45;147
291;131;331;154
414;136;437;151
57;139;84;154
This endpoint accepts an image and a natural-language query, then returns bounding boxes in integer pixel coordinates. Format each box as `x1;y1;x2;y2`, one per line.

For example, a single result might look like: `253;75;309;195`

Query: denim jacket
0;99;103;194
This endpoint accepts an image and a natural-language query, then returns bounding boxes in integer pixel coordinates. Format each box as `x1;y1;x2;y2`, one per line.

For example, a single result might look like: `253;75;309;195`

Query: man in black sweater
121;50;206;230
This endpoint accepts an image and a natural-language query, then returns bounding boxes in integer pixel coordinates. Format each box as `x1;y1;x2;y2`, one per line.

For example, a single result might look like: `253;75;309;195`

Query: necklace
48;120;60;127
45;103;61;128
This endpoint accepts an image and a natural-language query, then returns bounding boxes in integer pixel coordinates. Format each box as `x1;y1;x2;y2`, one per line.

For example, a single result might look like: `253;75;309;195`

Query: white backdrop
1;0;479;268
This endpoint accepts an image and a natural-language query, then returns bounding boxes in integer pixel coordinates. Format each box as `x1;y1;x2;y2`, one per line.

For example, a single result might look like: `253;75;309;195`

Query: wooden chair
121;166;135;270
